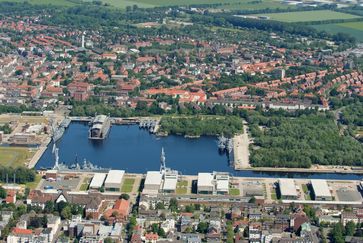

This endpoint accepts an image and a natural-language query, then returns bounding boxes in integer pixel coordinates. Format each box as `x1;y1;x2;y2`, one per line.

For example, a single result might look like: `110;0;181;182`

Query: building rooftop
89;173;107;189
104;170;125;186
163;177;178;191
278;179;298;197
310;179;331;198
198;173;214;187
144;171;162;186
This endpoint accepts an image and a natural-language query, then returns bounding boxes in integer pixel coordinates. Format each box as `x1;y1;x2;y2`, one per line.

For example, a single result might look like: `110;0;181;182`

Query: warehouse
278;179;298;200
311;179;332;201
215;172;229;195
162;171;178;193
144;171;162;192
197;173;214;194
104;170;125;191
89;173;107;190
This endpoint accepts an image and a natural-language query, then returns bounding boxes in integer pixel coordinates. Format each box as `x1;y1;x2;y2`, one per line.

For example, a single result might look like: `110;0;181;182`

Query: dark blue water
36;122;363;180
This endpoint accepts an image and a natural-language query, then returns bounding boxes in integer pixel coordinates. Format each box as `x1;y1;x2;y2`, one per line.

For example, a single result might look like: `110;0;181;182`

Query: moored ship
88;115;111;140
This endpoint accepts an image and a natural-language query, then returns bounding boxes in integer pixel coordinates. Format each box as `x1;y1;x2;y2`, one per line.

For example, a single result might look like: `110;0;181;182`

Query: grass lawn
313;22;363;42
121;178;135;193
0;147;35;167
80;183;89;191
259;10;360;23
229;188;240;196
176;187;188;194
79;177;91;191
302;184;311;200
177;180;188;187
24;174;42;189
176;180;188;195
271;188;277;200
221;0;294;10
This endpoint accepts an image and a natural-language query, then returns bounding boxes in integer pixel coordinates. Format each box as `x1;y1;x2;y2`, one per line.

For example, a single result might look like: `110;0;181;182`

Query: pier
233;121;251;170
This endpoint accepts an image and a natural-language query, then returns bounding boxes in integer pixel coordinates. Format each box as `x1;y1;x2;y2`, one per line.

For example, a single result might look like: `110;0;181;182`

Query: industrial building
104;170;125;191
197;173;214;194
215;173;229;195
197;172;230;195
89;173;107;190
310;179;332;201
144;171;162;193
162;171;178;193
278;179;298;200
241;182;265;197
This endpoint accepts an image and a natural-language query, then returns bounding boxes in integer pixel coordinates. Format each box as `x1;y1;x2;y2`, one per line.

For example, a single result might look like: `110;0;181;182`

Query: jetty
233;121;251;170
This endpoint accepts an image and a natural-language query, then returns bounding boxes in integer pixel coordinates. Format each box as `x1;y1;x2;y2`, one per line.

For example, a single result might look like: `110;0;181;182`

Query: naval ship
88;115;111;140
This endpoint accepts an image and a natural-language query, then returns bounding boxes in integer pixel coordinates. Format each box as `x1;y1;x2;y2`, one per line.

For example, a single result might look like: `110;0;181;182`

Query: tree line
159;116;243;137
248;113;363;168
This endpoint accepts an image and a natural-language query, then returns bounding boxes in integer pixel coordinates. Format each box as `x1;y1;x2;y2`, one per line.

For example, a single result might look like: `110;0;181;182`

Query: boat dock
70;116;140;125
27;137;51;168
233;122;251;170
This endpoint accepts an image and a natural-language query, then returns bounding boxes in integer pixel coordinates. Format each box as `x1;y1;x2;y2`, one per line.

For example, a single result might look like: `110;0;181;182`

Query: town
0;0;363;242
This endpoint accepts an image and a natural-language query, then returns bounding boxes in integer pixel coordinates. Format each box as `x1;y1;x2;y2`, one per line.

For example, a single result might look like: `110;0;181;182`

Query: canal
37;122;363;180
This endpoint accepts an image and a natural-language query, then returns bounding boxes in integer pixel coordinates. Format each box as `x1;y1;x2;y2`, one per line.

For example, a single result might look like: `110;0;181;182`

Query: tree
155;202;165;210
44;201;54;213
226;222;234;243
331;223;344;243
104;238;113;243
0;187;7;199
169;198;178;212
248;196;256;204
61;206;72;220
157;227;166;238
119;194;130;200
345;221;355;236
197;222;208;234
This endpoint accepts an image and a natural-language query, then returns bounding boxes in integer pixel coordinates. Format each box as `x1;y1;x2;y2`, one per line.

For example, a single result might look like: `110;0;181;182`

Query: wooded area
249;113;363;168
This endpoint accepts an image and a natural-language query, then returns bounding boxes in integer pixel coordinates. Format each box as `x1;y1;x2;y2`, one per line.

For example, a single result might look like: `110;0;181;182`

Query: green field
220;0;294;10
229;188;240;196
24;174;42;189
0;0;289;9
258;10;360;23
0;147;35;167
176;180;188;195
0;0;77;6
121;178;135;193
313;21;363;42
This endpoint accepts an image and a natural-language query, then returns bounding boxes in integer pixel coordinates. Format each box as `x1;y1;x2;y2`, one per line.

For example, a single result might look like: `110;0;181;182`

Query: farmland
313;21;363;42
0;0;78;6
0;0;292;9
218;0;294;11
257;10;360;23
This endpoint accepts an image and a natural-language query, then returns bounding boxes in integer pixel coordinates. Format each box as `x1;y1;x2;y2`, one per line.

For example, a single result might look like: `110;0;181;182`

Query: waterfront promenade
233;121;251;170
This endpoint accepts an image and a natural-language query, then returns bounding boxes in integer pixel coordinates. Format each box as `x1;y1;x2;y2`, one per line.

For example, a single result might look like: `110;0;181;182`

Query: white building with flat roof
215;172;229;195
104;170;125;191
278;179;298;200
311;179;332;201
197;173;214;194
162;171;178;193
89;173;107;190
144;171;162;192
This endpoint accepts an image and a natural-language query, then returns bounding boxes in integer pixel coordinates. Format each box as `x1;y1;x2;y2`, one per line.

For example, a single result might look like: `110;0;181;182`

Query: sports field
259;10;360;23
313;21;363;42
0;147;35;167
